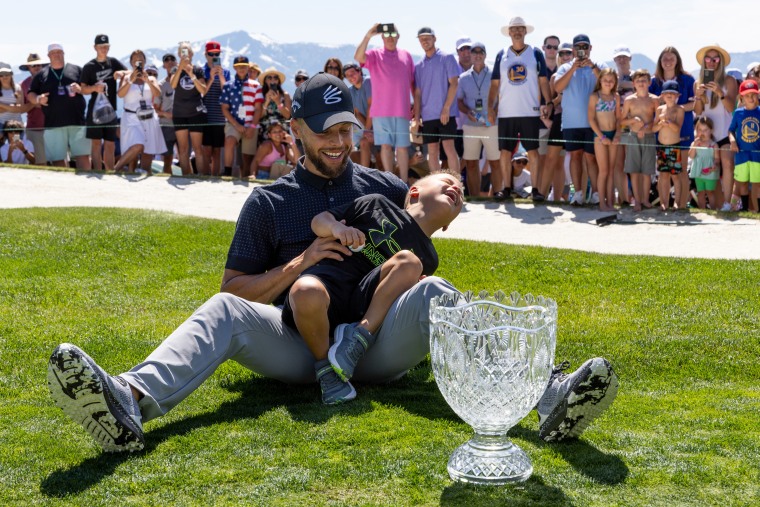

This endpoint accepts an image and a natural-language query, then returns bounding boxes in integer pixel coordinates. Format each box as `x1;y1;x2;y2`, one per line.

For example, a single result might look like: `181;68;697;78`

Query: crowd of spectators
2;22;760;212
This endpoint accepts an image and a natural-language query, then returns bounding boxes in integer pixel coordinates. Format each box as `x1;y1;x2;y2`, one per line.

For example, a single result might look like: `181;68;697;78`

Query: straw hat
500;16;534;36
259;66;286;84
19;53;49;71
696;44;730;67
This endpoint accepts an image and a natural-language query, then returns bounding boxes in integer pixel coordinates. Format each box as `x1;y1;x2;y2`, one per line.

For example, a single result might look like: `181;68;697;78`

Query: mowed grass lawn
0;207;758;506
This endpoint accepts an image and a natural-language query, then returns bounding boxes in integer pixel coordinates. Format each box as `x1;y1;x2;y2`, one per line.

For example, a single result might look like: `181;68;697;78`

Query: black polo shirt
226;159;407;303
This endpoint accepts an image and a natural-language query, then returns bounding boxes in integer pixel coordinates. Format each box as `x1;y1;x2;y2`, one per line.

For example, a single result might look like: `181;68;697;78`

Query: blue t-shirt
349;77;372;124
226;160;407;305
728;107;760;165
457;66;492;127
414;49;460;121
556;60;606;129
219;75;247;125
650;74;696;147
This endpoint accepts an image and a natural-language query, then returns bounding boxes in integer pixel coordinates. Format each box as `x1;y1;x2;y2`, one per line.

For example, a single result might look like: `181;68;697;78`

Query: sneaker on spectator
328;323;376;382
720;202;732;212
47;343;145;452
589;192;600;204
537;357;619;442
315;359;356;405
531;188;545;202
570;191;583;206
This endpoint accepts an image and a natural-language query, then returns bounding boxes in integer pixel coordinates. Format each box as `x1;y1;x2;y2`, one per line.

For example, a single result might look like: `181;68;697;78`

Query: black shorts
548;113;564;148
563;127;595;154
173;114;207;133
498;116;541;152
454;128;464;158
161;126;177;151
85;120;119;142
420;119;457;145
281;265;381;335
202;123;226;148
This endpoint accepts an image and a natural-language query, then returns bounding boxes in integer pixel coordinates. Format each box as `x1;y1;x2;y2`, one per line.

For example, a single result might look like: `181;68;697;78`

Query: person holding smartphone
694;44;739;211
257;67;292;144
170;41;207;176
1;120;35;164
649;47;696;210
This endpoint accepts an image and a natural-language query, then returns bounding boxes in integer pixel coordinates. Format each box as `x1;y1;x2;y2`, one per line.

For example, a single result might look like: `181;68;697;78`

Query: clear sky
2;0;753;72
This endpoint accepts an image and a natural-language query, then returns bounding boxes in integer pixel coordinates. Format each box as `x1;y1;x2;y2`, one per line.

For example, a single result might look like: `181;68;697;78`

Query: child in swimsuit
652;80;685;211
688;117;721;209
588;68;621;211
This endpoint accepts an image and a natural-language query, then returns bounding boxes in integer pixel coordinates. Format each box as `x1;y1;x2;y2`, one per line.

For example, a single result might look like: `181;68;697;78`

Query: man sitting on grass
47;73;618;454
283;172;464;404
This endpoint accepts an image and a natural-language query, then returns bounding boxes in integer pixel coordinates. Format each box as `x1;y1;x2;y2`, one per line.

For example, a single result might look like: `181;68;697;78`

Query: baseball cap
417;27;435;37
558;42;573;53
233;56;250;67
0;62;12;74
456;37;472;50
47;43;64;53
512;151;528;161
249;62;262;73
145;64;159;75
612;46;632;58
726;68;743;83
573;34;591;46
342;62;361;73
291;72;362;133
739;80;759;95
661;80;680;94
162;53;176;62
205;41;221;54
470;42;486;52
295;69;309;79
94;34;109;45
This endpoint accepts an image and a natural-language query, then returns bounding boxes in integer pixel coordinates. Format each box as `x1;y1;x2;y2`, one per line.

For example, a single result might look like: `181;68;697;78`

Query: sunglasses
0;73;11;77
513;159;528;165
575;44;589;50
163;56;176;62
295;76;307;82
382;32;398;38
559;51;573;57
471;50;485;55
704;56;721;64
544;44;559;50
326;66;340;71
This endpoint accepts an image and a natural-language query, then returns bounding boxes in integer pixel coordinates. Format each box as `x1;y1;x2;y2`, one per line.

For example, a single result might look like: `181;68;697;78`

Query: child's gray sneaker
537;357;619;442
47;343;144;452
315;359;356;405
328;323;376;382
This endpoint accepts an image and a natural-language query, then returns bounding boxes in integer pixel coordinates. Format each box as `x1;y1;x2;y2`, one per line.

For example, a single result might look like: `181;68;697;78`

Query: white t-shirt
1;139;35;164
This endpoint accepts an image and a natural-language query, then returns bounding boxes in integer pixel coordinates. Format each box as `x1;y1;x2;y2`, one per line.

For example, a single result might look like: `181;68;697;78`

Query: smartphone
181;48;189;59
576;49;586;60
703;69;715;84
212;56;221;67
12;133;20;143
136;61;143;71
377;23;396;34
270;83;279;92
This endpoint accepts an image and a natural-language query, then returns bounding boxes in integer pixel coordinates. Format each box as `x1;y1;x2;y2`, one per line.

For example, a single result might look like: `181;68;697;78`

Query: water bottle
474;112;491;127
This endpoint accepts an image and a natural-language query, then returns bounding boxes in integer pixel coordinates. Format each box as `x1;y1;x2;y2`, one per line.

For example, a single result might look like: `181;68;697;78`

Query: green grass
1;208;758;506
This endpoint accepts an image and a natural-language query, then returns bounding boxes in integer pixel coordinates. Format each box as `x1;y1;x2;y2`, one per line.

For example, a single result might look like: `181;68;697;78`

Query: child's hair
695;116;715;140
403;170;458;208
631;69;651;81
593;68;618;93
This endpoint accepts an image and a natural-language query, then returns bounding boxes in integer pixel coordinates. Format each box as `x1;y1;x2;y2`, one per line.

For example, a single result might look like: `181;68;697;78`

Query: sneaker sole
539;358;619;442
324;383;357;406
328;324;351;382
47;344;145;453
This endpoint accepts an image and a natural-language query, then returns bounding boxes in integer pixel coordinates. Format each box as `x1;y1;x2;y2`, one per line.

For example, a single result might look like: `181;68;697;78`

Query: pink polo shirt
363;47;414;119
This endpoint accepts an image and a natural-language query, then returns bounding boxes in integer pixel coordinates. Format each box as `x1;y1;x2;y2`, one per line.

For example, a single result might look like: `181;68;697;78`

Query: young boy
620;69;659;211
282;172;464;404
651;80;685;211
729;80;760;212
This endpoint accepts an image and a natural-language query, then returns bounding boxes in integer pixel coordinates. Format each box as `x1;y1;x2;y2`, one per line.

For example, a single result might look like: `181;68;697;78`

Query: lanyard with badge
50;66;66;96
471;68;487;112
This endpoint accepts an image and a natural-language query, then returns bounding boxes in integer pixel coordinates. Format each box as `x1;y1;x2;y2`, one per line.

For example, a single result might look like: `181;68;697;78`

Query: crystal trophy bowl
429;291;557;484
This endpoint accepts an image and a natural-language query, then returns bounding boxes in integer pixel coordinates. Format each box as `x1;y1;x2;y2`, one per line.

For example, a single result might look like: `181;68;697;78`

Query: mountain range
11;30;760;95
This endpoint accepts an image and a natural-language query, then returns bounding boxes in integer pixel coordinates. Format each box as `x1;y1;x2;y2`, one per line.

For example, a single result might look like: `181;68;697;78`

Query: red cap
739;80;759;95
205;41;221;53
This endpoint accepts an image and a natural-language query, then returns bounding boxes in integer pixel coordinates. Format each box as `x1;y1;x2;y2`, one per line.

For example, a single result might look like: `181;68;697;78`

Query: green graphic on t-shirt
361;218;401;267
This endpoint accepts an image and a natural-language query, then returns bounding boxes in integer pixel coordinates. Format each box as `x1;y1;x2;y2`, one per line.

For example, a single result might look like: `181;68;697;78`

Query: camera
576;49;586;60
377;23;396;34
135;61;143;71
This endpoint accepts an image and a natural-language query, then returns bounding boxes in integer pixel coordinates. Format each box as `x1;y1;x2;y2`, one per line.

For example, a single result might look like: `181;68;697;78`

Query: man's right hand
302;236;352;269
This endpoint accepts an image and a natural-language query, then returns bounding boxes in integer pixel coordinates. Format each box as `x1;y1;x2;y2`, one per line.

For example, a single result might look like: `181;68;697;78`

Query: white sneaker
720;202;732;212
589;192;600;205
571;191;583;206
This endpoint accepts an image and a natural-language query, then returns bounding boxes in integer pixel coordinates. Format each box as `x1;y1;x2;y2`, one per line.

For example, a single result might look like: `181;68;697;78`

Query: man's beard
303;142;351;179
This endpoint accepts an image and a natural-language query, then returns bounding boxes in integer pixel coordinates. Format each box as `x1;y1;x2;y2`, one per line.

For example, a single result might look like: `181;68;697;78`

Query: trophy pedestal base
447;434;532;485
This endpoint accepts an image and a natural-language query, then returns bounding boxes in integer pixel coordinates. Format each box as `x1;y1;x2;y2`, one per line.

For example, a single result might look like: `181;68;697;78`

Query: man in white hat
487;16;552;201
27;43;90;169
19;53;49;164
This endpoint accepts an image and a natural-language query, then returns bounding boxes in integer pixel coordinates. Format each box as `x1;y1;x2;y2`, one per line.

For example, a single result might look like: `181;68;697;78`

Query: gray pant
122;276;456;422
26;129;46;165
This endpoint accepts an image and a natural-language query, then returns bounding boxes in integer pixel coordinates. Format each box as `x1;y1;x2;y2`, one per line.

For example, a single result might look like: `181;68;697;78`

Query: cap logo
292;100;301;114
323;85;342;105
